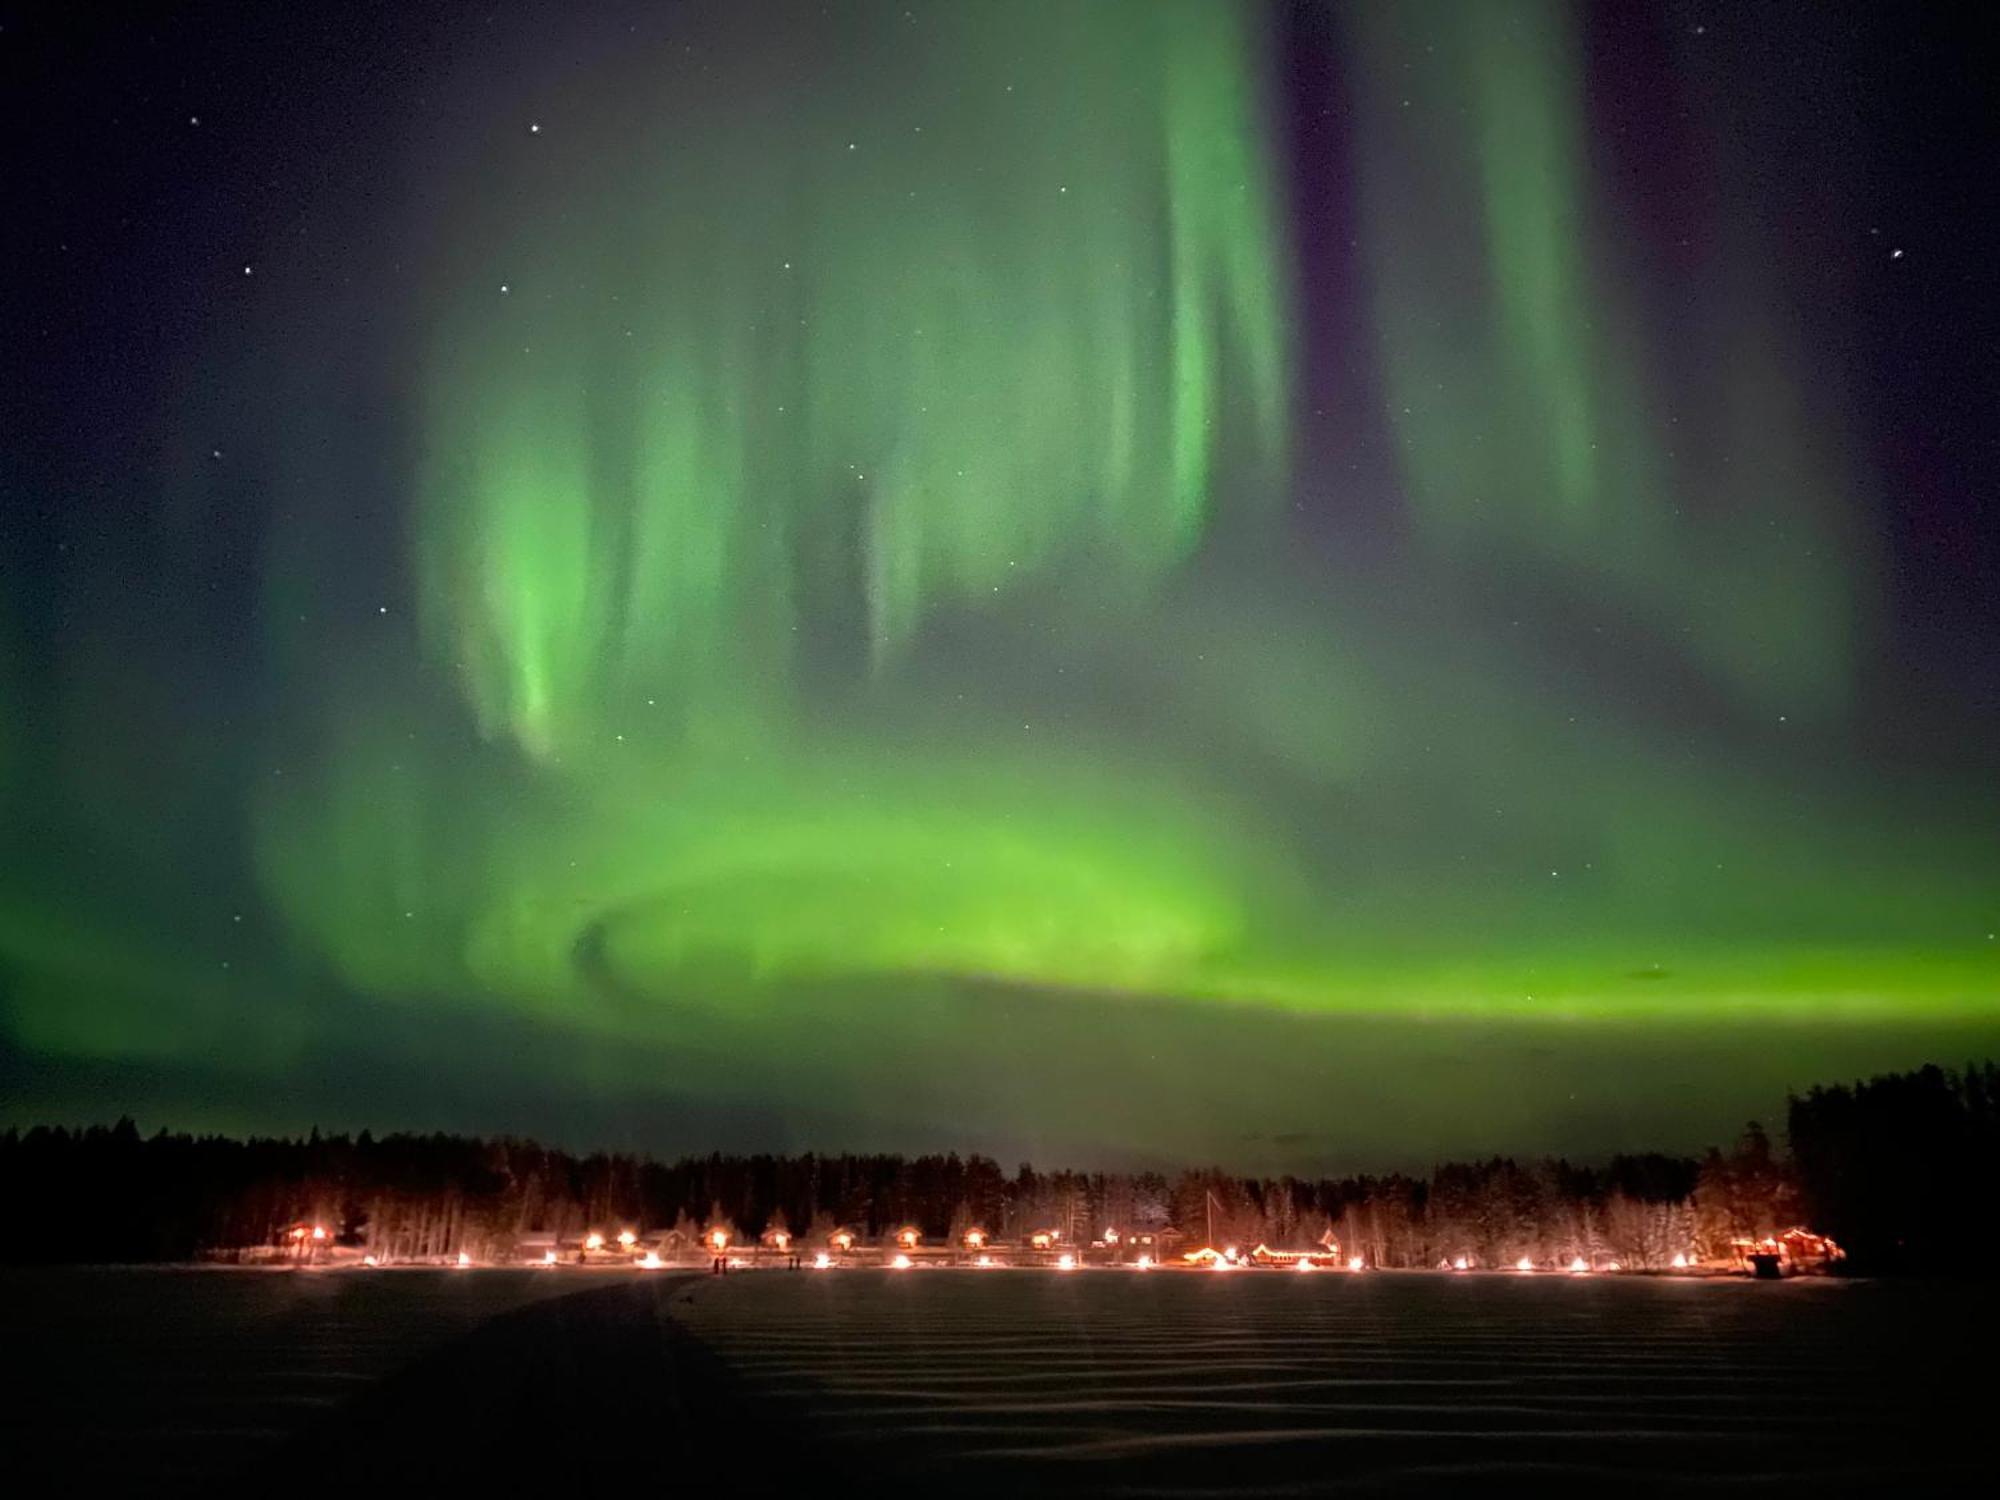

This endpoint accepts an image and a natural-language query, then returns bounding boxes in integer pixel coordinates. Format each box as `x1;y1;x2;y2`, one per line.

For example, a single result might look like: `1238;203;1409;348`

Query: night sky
3;0;1996;1171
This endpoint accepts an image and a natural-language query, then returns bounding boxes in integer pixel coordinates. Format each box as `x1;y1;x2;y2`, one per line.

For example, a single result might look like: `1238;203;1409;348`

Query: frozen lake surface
3;1266;626;1489
668;1269;1993;1492
6;1266;1991;1493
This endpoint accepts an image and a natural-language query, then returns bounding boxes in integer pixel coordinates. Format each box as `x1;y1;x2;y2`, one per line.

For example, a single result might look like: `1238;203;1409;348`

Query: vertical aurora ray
252;0;1299;1021
1346;0;1854;716
415;0;1289;766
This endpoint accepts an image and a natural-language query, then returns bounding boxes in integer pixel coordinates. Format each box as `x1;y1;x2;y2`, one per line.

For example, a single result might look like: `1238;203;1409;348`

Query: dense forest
2;1062;1990;1273
1787;1061;2000;1272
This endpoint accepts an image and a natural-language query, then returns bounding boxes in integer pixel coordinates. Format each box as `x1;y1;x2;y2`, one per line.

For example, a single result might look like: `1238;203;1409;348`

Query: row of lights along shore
284;1221;1737;1275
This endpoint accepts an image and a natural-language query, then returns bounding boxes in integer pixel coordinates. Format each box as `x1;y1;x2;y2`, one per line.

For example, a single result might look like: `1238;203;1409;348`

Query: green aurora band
259;0;1306;1019
3;1;1994;1161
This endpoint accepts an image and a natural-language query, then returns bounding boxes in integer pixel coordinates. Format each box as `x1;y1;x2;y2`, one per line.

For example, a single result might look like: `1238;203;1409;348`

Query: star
242;265;253;275
1891;248;1904;260
529;122;542;134
500;283;510;293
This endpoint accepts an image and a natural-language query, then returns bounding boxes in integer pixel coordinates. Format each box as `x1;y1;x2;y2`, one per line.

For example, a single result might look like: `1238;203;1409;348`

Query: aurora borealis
4;0;1996;1167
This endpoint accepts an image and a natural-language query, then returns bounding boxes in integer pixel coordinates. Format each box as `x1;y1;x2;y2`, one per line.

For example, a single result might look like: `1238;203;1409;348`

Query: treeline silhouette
1;1061;1988;1272
1788;1061;2000;1273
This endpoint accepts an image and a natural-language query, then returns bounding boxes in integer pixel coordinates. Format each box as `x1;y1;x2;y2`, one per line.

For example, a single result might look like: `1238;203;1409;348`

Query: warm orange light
975;1254;993;1268
617;1230;637;1248
1223;1246;1239;1262
311;1225;328;1241
542;1250;558;1265
1136;1255;1153;1270
708;1229;729;1251
1103;1228;1119;1244
1029;1232;1053;1250
638;1251;663;1269
1452;1256;1469;1271
362;1254;379;1267
1569;1256;1588;1273
813;1252;832;1269
896;1227;920;1249
585;1231;605;1251
1348;1256;1365;1272
890;1253;912;1270
1294;1257;1315;1273
963;1228;987;1249
770;1230;791;1250
1516;1257;1534;1272
457;1251;472;1267
1670;1252;1689;1269
1607;1260;1622;1272
830;1230;855;1251
290;1226;307;1240
1056;1253;1076;1270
